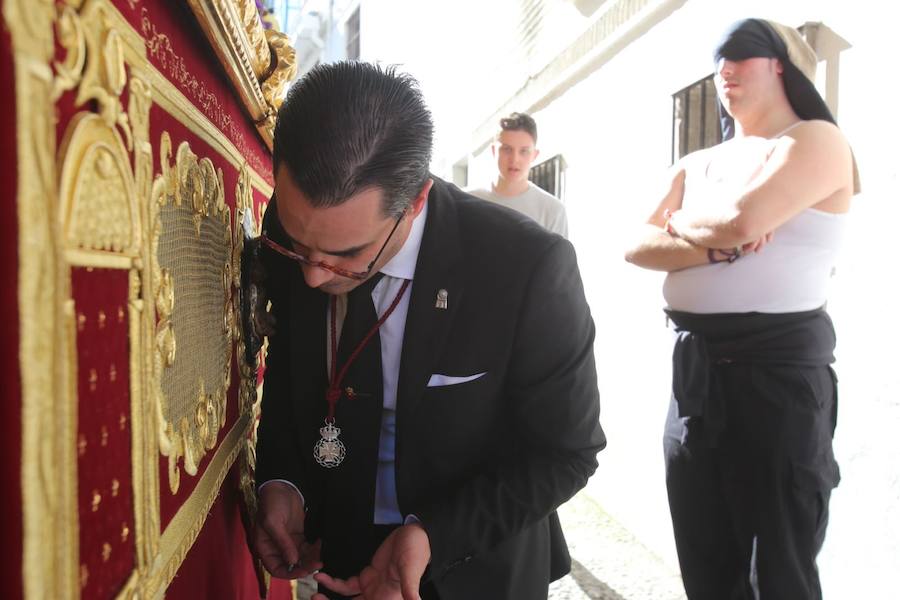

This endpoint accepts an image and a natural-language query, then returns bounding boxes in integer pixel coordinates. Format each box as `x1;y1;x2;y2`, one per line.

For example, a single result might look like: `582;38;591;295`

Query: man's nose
718;58;735;77
301;263;335;289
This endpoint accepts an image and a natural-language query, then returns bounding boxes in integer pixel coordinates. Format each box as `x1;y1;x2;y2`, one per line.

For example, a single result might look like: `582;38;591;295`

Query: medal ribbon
325;278;411;420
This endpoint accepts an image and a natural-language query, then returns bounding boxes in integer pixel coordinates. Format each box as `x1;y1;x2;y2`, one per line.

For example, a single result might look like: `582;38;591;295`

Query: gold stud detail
80;564;89;588
100;426;109;447
92;490;101;512
98;310;107;329
102;542;112;562
78;434;87;457
119;413;127;431
109;363;117;382
111;478;119;497
89;368;98;392
121;523;130;542
77;313;87;332
118;306;125;322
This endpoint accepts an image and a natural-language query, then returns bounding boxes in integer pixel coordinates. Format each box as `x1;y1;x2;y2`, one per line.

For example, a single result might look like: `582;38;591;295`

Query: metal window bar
529;154;566;200
672;74;722;162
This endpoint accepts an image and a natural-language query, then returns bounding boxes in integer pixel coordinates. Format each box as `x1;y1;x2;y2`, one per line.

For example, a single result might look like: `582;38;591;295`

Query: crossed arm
625;120;853;273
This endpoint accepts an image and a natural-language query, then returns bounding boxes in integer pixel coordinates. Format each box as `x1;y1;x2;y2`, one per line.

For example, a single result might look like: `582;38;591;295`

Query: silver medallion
314;420;346;468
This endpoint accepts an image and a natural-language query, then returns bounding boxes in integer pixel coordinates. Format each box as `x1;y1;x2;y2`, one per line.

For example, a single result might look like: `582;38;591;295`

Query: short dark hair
273;61;433;218
499;112;538;143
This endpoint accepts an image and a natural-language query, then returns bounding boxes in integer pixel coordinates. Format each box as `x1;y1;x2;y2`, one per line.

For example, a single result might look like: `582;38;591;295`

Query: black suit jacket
255;178;606;599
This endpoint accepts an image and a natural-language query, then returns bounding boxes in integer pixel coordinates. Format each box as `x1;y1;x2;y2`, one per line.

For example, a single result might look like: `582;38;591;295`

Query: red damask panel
116;0;272;184
167;465;292;600
72;267;135;598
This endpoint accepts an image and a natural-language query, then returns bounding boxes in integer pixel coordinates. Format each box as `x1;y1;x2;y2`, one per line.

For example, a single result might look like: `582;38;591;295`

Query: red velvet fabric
1;18;23;600
114;0;273;186
72;268;136;599
166;465;292;600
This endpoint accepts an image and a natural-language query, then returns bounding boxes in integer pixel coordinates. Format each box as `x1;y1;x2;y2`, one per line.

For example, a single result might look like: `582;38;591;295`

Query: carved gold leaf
187;0;297;151
236;0;271;78
59;113;140;255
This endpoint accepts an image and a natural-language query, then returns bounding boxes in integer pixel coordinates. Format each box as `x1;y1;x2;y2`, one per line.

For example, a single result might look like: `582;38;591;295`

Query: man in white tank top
625;19;858;600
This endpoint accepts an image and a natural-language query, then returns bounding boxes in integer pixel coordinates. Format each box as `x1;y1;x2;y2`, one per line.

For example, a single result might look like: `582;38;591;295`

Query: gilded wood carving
9;0;284;596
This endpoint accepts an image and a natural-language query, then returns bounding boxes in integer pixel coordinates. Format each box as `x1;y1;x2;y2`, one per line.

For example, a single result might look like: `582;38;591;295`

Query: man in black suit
250;61;605;600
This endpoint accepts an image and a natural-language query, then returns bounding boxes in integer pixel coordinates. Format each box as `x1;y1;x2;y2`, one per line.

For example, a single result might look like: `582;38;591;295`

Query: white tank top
663;128;848;314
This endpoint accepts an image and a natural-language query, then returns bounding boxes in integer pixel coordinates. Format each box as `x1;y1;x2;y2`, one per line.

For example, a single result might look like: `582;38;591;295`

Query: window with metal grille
671;74;721;162
529;154;566;200
345;7;360;60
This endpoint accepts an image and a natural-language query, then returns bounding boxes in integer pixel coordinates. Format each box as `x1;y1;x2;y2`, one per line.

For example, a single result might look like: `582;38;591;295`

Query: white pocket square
427;372;487;387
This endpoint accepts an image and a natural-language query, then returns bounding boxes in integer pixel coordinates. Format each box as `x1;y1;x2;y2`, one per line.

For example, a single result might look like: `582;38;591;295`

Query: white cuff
258;479;306;507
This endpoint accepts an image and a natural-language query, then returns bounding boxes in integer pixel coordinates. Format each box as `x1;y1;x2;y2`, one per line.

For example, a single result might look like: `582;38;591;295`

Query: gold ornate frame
7;0;290;597
187;0;297;149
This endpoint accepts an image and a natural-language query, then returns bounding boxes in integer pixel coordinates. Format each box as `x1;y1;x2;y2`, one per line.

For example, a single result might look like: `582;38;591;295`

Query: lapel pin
435;289;448;310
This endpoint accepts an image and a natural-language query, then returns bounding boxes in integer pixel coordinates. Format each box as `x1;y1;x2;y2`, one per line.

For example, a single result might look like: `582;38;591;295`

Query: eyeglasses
261;201;405;281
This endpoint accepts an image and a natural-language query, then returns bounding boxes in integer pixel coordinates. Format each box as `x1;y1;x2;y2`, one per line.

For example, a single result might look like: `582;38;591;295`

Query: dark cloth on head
714;18;835;140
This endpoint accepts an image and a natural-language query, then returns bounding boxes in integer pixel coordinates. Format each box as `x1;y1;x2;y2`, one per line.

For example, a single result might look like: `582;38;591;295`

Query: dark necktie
335;272;385;403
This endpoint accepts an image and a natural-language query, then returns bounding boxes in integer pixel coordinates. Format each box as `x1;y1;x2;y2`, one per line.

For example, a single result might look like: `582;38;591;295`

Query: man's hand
741;231;774;254
312;523;431;599
252;482;323;579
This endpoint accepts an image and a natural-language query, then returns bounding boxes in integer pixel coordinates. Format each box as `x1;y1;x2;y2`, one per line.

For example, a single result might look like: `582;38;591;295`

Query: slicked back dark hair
499;112;538;144
273;61;434;218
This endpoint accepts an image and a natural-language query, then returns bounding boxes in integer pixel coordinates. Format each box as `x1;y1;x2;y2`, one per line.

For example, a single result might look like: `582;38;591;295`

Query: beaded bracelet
707;247;742;264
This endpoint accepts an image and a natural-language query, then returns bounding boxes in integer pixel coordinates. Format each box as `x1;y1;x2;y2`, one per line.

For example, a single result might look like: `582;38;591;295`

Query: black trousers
664;362;840;600
319;524;441;600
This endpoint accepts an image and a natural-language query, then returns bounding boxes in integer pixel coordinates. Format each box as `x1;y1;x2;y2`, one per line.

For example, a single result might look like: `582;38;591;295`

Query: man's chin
309;281;355;295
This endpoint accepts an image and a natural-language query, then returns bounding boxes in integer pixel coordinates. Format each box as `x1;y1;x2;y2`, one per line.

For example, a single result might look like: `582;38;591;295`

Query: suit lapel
397;180;464;430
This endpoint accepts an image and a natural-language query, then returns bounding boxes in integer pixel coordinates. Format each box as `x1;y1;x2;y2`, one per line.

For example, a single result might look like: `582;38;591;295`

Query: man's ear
409;179;433;219
774;58;784;75
532;148;541;162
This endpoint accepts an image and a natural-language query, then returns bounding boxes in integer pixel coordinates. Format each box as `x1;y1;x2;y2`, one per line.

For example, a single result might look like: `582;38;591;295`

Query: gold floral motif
258;28;297;141
54;0;134;150
232;163;265;519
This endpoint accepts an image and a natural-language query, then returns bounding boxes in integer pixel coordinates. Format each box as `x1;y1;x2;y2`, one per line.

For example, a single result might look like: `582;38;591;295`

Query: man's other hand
312;523;431;599
252;481;323;579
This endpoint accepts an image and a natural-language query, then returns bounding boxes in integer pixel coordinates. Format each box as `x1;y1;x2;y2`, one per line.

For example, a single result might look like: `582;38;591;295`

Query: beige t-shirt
469;182;568;238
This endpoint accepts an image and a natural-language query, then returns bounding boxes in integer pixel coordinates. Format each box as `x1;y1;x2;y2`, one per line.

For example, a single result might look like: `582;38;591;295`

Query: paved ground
549;491;685;600
295;490;686;599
